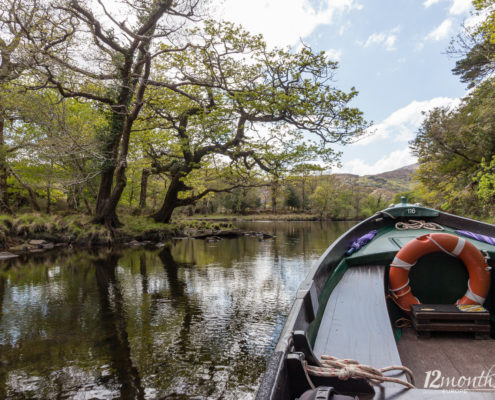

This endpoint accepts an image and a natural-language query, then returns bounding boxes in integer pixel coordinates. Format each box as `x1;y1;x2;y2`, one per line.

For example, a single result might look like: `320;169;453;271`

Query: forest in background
0;0;369;234
0;0;495;243
410;0;495;222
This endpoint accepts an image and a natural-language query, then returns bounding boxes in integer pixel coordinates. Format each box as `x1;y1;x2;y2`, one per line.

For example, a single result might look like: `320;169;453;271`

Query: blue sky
215;0;479;175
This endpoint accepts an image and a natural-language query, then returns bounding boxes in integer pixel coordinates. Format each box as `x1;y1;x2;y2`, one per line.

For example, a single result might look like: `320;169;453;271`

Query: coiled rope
304;355;415;389
395;220;444;231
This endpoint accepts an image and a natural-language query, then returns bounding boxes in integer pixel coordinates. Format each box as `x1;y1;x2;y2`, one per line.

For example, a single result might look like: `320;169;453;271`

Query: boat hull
256;205;495;400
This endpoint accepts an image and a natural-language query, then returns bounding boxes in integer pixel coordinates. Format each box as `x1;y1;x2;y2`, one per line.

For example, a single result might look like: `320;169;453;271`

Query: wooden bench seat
313;265;402;371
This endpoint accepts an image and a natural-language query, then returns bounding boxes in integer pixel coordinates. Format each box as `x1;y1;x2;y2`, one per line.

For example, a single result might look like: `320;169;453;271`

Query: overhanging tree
141;21;368;222
411;79;495;214
450;1;495;86
0;0;45;212
15;0;203;226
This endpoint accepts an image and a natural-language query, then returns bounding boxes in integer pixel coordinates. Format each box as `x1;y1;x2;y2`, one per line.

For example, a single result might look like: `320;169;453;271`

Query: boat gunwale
257;204;495;400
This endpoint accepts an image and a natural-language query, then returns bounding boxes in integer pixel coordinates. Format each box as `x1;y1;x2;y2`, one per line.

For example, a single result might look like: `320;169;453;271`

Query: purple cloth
455;230;495;246
345;230;378;256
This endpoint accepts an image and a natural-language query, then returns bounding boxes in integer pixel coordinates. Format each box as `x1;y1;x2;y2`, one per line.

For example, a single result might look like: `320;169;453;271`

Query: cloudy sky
214;0;477;175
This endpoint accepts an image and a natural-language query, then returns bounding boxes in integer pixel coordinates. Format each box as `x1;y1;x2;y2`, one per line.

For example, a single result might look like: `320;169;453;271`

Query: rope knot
337;365;357;380
305;354;416;389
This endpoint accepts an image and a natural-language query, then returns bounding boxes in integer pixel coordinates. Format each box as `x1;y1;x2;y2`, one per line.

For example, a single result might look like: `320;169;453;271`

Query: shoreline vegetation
0;212;336;257
2;206;493;259
0;212;360;258
0;2;494;264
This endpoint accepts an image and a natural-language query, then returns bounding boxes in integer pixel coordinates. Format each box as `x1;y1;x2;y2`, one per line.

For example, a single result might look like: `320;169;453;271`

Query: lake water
0;221;355;399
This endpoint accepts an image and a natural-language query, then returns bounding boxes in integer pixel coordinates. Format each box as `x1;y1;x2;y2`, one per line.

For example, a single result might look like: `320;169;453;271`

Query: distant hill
373;163;418;180
334;163;418;200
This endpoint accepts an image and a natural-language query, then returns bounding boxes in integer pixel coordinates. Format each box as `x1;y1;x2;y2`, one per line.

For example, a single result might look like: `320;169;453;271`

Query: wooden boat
256;199;495;400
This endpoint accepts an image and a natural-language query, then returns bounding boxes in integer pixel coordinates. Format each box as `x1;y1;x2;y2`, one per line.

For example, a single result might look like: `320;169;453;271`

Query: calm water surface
0;221;355;399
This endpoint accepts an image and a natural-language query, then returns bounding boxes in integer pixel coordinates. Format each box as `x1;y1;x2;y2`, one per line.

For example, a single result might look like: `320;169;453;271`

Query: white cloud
325;48;342;61
465;5;494;30
357;97;460;145
423;0;472;15
465;13;485;30
363;26;400;51
426;18;453;40
341;147;417;175
414;42;425;52
423;0;442;7
449;0;473;15
339;20;353;36
214;0;363;48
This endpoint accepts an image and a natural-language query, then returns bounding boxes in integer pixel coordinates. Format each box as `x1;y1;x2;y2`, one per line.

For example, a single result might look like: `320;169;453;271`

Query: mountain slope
334;164;418;200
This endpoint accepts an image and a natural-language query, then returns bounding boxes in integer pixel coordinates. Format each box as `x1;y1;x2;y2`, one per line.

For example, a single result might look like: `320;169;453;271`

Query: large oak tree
17;0;203;226
139;22;368;222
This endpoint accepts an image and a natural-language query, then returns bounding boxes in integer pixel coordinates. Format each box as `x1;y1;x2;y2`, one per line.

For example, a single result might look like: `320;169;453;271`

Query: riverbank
0;213;280;257
0;220;348;398
0;213;223;253
190;213;329;222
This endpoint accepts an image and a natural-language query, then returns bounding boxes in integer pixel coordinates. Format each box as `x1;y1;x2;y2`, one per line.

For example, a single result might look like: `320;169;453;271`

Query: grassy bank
0;211;364;253
0;213;231;251
189;213;365;222
189;213;322;222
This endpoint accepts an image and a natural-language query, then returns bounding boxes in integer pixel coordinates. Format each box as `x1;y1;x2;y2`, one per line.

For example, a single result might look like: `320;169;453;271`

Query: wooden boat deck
312;264;495;398
397;327;495;390
256;204;495;400
313;265;402;374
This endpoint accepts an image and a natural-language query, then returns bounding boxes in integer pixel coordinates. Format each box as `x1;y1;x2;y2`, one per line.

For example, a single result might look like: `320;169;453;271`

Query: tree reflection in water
0;275;6;399
0;221;354;399
94;254;145;400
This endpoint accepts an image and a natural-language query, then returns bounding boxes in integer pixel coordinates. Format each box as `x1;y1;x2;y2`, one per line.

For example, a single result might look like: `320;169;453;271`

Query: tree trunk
93;163;119;225
128;181;134;208
92;31;153;227
67;187;76;210
8;167;40;211
137;169;150;213
92;108;127;227
153;176;181;223
92;156;129;227
0;117;10;213
46;160;53;214
46;183;51;214
301;178;305;211
82;193;93;215
271;180;278;214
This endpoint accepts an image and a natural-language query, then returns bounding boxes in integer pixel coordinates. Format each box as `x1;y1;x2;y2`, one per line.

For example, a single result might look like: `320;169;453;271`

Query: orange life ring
389;233;491;313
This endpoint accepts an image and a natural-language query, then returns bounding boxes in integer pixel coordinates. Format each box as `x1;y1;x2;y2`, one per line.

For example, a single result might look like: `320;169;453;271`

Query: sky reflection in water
0;221;354;399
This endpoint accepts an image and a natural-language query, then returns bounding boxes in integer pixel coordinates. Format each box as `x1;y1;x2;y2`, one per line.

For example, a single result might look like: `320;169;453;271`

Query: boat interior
299;224;495;398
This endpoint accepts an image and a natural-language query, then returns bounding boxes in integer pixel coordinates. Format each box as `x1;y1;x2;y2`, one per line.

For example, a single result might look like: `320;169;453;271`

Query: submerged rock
128;240;145;247
10;244;37;252
205;236;222;242
0;252;19;260
191;229;276;240
29;239;48;246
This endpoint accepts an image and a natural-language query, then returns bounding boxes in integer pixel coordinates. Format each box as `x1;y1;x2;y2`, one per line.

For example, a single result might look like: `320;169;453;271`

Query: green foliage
310;179;353;219
219;188;260;214
285;186;301;209
393;191;422;205
451;1;495;87
411;77;495;217
0;8;371;225
142;20;368;222
475;156;495;203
